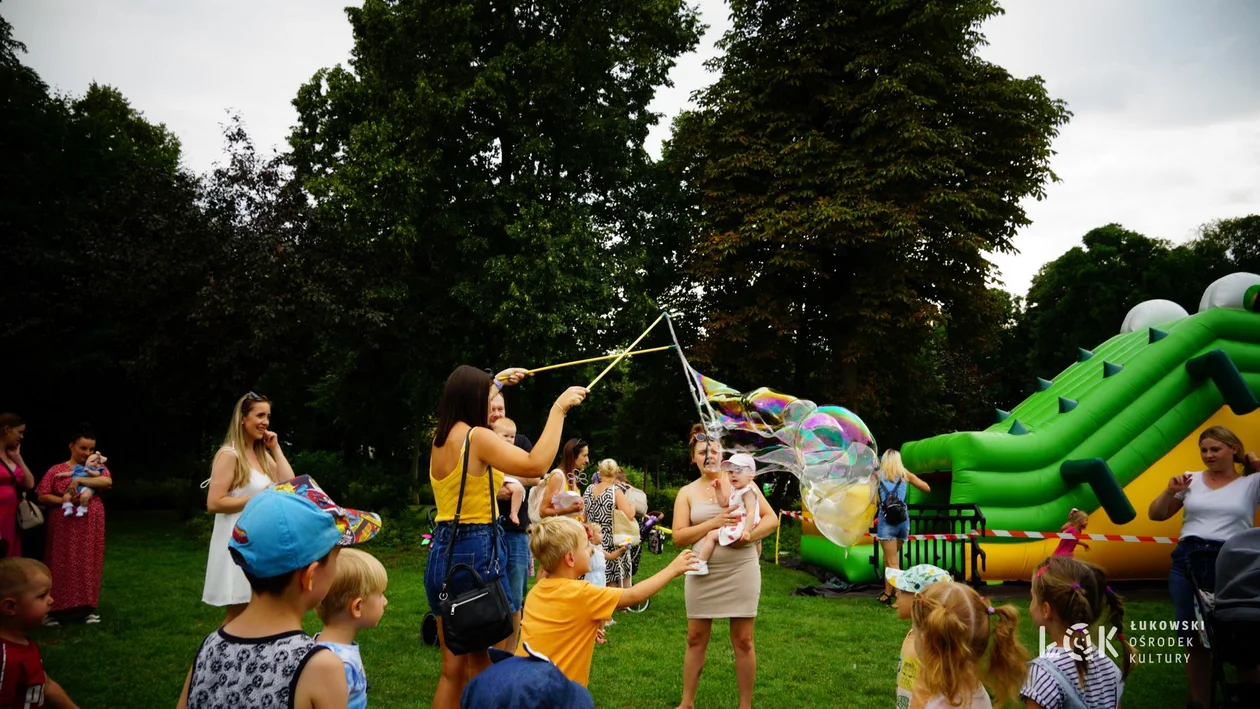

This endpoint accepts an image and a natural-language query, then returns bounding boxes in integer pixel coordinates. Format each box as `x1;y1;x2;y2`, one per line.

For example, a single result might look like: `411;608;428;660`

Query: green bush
287;450;413;515
183;510;215;545
106;476;189;511
646;486;679;516
772;515;802;559
617;465;651;491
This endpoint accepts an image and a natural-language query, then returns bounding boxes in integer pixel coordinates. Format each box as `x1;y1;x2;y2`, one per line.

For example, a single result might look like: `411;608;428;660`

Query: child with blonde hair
582;522;627;590
516;516;696;686
1054;508;1091;558
491;418;528;525
886;564;952;709
0;558;77;707
316;548;390;709
912;580;1029;708
1024;556;1129;709
179;476;382;709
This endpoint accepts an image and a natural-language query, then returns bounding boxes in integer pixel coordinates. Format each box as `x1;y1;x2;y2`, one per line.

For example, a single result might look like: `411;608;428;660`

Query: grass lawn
35;513;1190;707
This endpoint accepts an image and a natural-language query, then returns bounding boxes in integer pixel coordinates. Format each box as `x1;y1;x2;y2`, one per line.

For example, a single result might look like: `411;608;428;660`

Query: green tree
1198;215;1260;275
288;0;702;482
1022;224;1234;378
666;0;1070;447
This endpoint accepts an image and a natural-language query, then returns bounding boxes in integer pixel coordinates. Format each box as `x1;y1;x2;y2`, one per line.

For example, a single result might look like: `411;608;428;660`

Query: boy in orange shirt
517;516;696;685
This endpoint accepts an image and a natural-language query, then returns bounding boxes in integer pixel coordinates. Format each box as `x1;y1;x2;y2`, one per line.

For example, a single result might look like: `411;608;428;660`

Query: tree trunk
410;406;423;505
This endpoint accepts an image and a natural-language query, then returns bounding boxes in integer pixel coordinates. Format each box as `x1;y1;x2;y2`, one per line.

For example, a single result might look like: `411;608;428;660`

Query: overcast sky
7;0;1259;297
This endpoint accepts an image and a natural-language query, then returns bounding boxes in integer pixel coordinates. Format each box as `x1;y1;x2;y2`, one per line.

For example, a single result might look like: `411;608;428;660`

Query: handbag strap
441;429;500;590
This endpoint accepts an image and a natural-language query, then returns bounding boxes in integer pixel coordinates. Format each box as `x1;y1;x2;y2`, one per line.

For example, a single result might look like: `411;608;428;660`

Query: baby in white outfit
688;453;761;576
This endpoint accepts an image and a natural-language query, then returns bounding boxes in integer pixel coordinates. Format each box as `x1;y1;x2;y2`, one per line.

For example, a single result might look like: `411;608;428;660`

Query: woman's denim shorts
423;522;509;614
1168;535;1223;641
875;514;910;542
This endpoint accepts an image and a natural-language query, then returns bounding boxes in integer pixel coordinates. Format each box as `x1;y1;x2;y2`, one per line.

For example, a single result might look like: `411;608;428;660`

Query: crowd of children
1;456;1142;707
886;549;1131;708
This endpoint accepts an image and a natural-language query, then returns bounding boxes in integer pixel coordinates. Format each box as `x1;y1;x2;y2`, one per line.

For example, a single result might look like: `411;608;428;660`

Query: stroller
421;507;440;647
1190;528;1260;708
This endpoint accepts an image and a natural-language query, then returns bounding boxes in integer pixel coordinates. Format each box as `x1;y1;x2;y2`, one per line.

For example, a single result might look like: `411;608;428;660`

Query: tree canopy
666;0;1070;446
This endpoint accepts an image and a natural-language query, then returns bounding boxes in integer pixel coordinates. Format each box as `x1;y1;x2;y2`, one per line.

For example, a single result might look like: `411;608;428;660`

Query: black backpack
880;478;908;525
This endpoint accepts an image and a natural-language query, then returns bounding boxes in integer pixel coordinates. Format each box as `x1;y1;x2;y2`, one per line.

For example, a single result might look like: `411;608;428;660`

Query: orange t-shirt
515;577;622;686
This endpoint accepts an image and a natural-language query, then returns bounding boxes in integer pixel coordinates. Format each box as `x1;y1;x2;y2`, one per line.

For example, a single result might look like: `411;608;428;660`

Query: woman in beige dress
671;424;778;709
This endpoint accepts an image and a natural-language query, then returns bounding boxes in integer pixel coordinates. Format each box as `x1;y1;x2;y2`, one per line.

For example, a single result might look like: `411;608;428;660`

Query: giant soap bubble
691;369;879;546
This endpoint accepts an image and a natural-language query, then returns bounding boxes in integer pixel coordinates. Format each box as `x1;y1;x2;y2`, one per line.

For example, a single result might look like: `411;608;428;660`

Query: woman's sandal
877;592;894;607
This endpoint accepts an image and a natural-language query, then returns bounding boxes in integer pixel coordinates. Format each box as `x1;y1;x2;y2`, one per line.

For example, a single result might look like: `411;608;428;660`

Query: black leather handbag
437;430;513;655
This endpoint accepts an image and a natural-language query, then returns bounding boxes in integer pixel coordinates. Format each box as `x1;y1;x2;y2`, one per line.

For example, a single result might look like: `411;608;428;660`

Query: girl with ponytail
1024;556;1129;708
911;581;1029;708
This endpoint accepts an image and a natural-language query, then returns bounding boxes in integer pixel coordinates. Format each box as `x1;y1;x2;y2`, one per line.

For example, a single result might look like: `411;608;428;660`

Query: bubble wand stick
587;312;667;389
496;346;675;380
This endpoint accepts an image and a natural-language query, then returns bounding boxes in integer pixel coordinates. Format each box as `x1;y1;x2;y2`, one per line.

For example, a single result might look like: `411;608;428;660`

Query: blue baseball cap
461;645;594;709
229;475;382;578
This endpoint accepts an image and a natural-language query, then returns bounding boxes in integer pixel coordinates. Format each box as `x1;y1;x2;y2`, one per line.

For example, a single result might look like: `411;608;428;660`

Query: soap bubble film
690;369;879;546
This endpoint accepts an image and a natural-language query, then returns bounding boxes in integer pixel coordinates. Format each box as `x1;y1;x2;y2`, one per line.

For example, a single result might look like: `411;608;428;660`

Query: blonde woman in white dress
200;392;295;623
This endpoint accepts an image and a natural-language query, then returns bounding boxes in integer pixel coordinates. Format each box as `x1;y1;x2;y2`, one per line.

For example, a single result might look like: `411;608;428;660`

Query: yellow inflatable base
980;407;1260;582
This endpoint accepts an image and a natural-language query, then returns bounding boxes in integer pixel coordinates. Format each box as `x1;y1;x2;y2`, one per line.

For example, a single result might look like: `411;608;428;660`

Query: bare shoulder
294;647;348;708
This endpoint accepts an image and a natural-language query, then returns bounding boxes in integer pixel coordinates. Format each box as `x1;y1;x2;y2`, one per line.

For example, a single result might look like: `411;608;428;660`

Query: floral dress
37;464;108;611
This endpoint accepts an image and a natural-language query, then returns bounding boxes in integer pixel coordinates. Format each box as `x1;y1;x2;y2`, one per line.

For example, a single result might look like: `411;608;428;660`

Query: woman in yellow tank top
425;364;587;709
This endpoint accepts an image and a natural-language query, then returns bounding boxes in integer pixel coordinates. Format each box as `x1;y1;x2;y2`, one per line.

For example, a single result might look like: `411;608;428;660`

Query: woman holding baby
672;425;777;709
36;422;113;625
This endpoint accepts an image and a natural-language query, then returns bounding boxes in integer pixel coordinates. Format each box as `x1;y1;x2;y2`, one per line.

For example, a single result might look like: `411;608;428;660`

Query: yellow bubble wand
496;345;674;381
587;312;667;390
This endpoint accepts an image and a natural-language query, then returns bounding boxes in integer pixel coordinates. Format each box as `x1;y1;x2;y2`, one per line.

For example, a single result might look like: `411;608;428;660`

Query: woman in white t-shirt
1148;425;1260;708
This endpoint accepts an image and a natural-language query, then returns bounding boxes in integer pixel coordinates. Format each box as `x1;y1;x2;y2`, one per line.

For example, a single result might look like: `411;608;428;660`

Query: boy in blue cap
177;476;381;709
461;644;594;709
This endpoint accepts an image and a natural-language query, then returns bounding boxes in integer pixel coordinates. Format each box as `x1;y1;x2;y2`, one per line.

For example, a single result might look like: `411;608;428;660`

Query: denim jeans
1168;536;1223;639
503;529;530;612
423;522;508;614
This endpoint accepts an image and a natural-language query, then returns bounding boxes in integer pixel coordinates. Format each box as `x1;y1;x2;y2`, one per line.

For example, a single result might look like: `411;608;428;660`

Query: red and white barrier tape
984;530;1179;544
777;511;1180;544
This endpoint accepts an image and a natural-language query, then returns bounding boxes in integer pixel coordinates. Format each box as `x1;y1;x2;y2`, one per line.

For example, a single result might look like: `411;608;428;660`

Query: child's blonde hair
0;558;50;598
529;516;587;572
1061;508;1088;532
316;548;388;623
1032;555;1134;680
912;581;1029;706
585;521;603;544
492;417;516;434
881;449;910;482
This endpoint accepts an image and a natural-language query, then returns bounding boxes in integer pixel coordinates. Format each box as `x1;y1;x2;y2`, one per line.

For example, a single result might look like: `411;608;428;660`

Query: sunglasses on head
694;433;716;442
246;391;267;401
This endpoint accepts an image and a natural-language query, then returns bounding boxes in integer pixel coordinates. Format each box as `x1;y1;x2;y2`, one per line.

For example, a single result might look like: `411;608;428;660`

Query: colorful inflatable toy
804;274;1260;583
